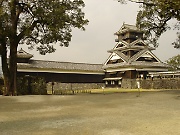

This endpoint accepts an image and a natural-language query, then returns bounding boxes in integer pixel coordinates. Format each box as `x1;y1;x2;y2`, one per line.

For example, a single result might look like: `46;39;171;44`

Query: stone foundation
121;79;137;89
121;78;180;89
141;78;180;89
47;82;104;94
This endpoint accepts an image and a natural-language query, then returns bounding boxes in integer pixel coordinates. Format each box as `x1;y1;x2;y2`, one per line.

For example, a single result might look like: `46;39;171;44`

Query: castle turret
103;23;169;88
115;24;143;43
17;48;33;63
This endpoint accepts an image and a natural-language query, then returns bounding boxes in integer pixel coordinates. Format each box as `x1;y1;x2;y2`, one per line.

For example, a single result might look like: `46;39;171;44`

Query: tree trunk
0;41;10;95
8;0;19;96
9;45;17;96
1;41;18;96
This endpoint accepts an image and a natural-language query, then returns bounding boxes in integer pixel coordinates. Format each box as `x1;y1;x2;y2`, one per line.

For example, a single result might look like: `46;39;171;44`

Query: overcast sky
20;0;179;64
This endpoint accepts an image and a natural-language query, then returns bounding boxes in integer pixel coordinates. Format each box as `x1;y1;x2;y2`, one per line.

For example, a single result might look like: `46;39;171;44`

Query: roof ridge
30;59;103;65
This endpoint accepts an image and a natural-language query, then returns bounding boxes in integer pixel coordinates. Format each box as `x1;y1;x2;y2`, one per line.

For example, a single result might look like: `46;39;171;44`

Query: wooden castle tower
103;24;169;88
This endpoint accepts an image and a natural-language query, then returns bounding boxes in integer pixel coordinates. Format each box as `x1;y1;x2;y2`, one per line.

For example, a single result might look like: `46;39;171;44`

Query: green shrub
17;77;29;95
31;77;47;95
17;76;47;95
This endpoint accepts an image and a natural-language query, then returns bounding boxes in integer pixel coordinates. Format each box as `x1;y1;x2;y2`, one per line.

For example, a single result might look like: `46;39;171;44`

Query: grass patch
91;88;141;94
90;88;171;94
49;88;180;95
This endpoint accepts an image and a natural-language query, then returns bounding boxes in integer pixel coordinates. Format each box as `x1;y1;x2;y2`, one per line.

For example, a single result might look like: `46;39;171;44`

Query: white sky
19;0;179;64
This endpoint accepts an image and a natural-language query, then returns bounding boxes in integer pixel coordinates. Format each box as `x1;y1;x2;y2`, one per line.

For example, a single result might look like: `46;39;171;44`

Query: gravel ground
0;90;180;135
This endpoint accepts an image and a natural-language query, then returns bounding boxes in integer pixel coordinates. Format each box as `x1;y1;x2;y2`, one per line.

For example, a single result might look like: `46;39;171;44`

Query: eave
103;61;169;70
105;67;168;73
17;68;104;75
103;77;122;81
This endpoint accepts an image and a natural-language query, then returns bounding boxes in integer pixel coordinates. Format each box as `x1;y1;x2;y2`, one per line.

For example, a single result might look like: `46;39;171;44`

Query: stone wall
121;78;180;89
46;78;180;94
47;82;104;94
141;78;180;89
121;79;137;89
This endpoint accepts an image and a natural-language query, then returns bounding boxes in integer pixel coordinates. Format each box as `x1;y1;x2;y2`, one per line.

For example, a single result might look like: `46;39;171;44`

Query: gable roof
103;52;126;65
129;50;161;63
103;47;169;71
114;40;129;49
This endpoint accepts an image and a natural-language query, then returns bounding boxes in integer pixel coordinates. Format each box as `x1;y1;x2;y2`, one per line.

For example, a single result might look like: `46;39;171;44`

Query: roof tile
18;60;104;72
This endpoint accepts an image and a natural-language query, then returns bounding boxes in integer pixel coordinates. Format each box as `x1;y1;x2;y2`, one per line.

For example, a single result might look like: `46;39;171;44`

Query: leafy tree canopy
0;0;88;55
0;0;88;95
117;0;180;49
166;54;180;71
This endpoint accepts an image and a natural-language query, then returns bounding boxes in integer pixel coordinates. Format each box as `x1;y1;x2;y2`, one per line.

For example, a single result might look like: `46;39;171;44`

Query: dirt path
0;91;180;135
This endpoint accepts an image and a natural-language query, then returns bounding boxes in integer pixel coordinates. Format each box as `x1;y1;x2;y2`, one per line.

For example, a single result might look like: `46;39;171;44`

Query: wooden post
51;82;54;95
137;81;140;97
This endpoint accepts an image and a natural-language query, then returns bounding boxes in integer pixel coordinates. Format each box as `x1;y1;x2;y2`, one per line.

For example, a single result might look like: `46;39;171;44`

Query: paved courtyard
0;90;180;135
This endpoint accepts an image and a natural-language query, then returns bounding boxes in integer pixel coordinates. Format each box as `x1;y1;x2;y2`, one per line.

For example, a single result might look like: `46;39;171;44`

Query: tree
117;0;180;48
166;55;180;71
0;0;88;95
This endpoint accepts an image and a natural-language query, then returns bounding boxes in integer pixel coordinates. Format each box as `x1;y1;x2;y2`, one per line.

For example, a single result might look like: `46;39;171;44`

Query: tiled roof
115;24;142;35
17;48;33;59
17;60;104;73
122;24;139;31
103;61;169;69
